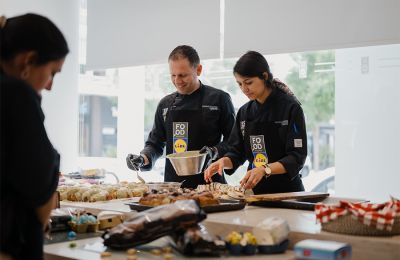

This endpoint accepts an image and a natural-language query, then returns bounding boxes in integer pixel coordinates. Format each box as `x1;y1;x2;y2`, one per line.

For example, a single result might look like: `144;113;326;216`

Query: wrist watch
261;164;272;178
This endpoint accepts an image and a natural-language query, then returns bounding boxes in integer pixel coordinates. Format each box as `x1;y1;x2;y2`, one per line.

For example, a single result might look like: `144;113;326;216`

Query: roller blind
224;0;400;58
86;0;220;70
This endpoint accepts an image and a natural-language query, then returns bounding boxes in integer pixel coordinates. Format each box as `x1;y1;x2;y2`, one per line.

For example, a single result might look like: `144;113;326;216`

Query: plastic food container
146;182;182;192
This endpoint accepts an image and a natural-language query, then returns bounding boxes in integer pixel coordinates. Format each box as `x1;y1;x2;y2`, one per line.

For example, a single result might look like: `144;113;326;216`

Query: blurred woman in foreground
1;13;69;259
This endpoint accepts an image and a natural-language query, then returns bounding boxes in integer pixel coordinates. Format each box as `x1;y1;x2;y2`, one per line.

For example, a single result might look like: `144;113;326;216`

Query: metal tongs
127;157;145;184
135;168;145;184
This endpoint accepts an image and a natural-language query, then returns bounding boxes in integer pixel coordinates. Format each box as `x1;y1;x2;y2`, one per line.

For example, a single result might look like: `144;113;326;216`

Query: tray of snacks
126;190;246;213
57;182;148;202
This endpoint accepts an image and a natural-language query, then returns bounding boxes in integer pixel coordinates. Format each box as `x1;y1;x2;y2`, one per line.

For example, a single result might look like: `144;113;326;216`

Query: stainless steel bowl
166;150;207;176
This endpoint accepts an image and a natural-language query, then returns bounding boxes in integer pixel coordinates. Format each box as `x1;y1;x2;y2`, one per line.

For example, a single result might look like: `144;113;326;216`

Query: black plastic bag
102;200;206;249
170;223;226;256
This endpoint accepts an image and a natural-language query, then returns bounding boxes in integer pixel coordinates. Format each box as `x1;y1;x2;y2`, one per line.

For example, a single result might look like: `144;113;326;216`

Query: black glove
126;154;145;171
199;146;218;161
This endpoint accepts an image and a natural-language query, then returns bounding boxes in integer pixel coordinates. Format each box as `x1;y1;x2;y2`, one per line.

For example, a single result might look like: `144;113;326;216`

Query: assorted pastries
139;190;219;207
196;183;246;200
58;182;245;204
58;182;148;202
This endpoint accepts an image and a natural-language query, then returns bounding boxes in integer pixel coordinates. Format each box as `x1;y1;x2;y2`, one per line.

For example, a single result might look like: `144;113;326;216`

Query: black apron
243;105;304;195
164;90;226;188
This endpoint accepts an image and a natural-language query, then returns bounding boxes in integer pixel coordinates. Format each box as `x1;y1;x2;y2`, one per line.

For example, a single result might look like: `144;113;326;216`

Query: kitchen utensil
166;150;207;176
126;156;145;183
245;191;329;203
136;168;145;184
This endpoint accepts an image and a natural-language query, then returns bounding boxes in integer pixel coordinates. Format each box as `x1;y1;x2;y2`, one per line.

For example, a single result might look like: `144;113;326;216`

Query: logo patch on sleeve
294;139;303;148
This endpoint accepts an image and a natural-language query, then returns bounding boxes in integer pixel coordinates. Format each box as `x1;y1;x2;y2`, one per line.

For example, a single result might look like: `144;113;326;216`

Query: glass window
78;95;118;157
142;51;335;187
79;0;399;200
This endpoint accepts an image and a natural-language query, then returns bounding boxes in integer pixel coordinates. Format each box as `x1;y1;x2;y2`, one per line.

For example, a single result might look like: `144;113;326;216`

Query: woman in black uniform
204;51;306;194
1;14;69;259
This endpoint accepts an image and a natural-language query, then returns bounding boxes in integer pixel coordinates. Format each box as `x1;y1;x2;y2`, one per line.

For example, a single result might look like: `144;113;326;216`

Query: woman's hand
240;167;265;190
36;192;57;231
204;157;232;183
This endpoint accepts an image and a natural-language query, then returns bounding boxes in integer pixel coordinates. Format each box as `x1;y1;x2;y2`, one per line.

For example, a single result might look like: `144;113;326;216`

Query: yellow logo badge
174;139;187;153
253;153;268;168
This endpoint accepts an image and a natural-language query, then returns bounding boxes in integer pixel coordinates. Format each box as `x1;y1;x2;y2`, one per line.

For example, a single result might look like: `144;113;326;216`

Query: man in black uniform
126;45;235;188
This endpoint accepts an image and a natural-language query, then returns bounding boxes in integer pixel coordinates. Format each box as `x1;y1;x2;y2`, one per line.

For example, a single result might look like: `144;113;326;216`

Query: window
79;95;118;157
143;51;335;186
78;0;399;200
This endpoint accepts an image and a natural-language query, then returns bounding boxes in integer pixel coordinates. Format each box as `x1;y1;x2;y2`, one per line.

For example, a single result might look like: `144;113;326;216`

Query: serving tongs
127;157;145;184
135;168;145;184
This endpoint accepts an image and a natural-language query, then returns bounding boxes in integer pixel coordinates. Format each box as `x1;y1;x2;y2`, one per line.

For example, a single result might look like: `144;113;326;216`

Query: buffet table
45;199;400;260
45;236;296;260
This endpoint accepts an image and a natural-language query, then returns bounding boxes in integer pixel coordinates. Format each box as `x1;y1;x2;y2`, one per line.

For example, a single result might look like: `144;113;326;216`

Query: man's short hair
168;45;200;68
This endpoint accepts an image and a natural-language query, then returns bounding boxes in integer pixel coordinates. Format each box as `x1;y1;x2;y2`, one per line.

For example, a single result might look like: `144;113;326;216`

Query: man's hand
126;154;145;171
199;146;218;161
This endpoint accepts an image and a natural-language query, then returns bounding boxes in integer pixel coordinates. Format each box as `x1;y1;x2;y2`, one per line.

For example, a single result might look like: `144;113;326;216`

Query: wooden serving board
245;191;329;203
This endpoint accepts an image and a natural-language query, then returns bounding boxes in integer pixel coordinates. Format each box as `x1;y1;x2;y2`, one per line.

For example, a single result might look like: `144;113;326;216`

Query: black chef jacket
225;86;307;189
1;71;60;260
140;82;235;184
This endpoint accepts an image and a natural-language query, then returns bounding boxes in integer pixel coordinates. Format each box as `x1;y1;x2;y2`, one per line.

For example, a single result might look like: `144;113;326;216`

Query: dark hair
0;13;69;65
168;45;200;68
233;51;274;87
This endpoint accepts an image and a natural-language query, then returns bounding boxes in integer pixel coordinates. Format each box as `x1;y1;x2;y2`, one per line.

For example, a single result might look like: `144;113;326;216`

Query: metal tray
126;199;246;213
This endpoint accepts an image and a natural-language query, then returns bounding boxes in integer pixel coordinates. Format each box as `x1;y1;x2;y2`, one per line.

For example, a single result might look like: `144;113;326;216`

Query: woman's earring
21;69;29;79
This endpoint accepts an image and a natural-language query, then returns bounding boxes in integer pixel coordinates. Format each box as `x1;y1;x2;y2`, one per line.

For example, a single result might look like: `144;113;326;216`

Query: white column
335;44;400;202
2;0;80;173
116;66;145;181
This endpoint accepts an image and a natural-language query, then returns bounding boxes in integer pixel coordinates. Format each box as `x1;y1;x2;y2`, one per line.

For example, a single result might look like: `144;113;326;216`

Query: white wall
224;0;400;58
86;0;220;70
335;44;400;202
2;0;80;173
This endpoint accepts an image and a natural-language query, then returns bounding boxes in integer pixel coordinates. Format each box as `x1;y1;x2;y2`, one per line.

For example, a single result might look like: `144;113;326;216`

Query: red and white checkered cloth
315;197;400;231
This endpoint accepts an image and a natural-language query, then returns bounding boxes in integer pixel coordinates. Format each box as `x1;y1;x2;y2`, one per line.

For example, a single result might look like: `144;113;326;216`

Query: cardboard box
69;222;99;233
294;239;351;260
97;211;125;230
99;216;123;230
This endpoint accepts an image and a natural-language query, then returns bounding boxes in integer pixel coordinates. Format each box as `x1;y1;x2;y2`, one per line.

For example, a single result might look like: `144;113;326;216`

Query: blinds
86;0;220;70
224;0;400;58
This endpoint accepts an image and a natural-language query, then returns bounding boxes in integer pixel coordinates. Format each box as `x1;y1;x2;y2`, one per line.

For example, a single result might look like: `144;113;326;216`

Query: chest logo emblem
173;122;188;153
250;135;268;168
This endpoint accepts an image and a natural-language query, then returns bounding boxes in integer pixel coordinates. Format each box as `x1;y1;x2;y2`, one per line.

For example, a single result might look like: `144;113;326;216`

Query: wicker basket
322;215;400;236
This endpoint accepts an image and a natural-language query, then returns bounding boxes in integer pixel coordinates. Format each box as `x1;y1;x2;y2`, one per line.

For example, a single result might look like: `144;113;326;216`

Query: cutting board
245;191;329;203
